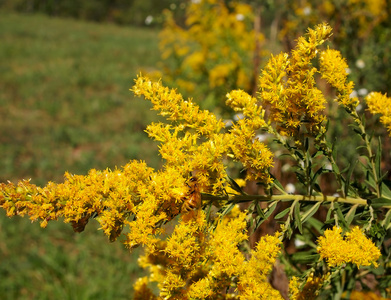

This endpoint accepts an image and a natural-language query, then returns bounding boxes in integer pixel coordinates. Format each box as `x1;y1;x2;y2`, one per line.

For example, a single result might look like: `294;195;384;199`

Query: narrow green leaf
334;202;348;229
331;161;340;174
255;201;265;219
312;150;323;158
307;217;324;232
248;215;254;230
227;175;244;194
313;166;324;182
294;201;302;233
205;202;213;221
345;160;357;197
381;181;391;200
270;174;284;191
345;204;358;226
275;207;290;219
370;197;391;208
375;136;382;179
301;202;321;224
291;252;319;264
295;150;304;160
365;173;377;190
221;203;236;216
378;171;389;184
306;151;312;170
264;201;278;219
326;206;333;222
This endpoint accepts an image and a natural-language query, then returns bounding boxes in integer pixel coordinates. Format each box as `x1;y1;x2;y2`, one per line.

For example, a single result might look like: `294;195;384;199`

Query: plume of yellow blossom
365;92;391;134
259;23;332;136
289;276;301;300
0;160;188;249
208;208;248;278
237;232;283;300
136;207;283;299
319;48;359;111
317;226;381;268
159;0;265;103
226;90;273;182
131;75;273;191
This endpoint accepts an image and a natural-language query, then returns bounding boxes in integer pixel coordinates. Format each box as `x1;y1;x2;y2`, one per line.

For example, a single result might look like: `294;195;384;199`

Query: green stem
321;136;346;198
352;110;381;198
203;193;369;206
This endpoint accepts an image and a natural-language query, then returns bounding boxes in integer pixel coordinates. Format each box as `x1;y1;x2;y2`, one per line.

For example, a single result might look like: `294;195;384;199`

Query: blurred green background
0;11;163;300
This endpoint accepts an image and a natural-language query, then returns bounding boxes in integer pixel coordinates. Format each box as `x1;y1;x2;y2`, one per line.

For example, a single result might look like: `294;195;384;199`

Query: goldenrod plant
277;0;391;96
158;0;266;112
1;24;390;299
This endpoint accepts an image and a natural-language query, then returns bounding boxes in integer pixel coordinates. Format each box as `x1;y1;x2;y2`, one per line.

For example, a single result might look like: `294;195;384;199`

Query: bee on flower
181;177;202;214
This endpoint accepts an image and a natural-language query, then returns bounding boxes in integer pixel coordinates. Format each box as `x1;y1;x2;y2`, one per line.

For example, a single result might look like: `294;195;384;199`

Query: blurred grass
0;12;162;299
0;211;145;299
0;12;162;186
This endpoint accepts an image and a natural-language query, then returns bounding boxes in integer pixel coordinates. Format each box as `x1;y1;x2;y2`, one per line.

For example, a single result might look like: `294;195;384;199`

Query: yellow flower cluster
347;0;387;36
0;160;188;248
289;276;301;299
134;207;283;299
131;76;273;188
159;0;265;102
319;48;359;111
317;226;381;268
365;92;391;134
237;233;284;299
281;0;387;43
259;23;332;136
226;90;273;182
1;73;274;278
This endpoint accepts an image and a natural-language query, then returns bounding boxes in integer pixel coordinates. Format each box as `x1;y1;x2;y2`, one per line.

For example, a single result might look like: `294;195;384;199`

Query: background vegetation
0;13;162;186
0;12;161;299
0;0;186;27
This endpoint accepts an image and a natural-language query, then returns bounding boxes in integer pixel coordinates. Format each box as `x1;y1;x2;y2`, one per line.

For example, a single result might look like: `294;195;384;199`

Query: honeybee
181;177;202;214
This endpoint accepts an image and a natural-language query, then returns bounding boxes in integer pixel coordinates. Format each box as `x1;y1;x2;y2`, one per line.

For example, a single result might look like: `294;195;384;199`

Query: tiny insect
181;177;202;214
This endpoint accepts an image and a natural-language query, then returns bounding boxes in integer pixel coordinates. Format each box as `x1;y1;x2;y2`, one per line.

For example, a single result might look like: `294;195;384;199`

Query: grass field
0;12;162;186
0;12;162;299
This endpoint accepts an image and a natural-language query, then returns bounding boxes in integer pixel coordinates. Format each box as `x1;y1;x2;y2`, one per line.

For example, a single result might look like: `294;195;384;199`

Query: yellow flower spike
131;75;225;136
133;75;274;191
0;159;188;246
187;277;213;299
209;210;247;278
317;226;381;268
165;210;207;271
237;232;283;300
345;226;381;268
289;276;301;300
260;23;333;136
366;92;391;134
319;48;359;111
159;271;187;299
